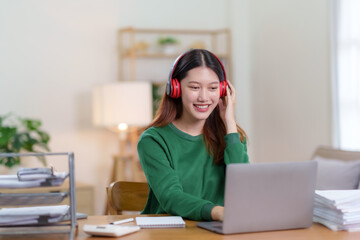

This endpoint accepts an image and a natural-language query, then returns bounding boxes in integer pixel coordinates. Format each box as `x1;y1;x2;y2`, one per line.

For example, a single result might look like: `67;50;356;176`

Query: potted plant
157;36;179;55
0;113;50;168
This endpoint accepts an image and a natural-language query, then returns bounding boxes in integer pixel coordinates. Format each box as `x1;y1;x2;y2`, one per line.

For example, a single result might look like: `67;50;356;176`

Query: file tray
0;172;69;189
0;205;70;227
0;152;76;238
0;192;68;206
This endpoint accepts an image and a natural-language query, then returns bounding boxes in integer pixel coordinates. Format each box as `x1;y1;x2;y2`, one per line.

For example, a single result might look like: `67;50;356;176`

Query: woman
137;49;249;221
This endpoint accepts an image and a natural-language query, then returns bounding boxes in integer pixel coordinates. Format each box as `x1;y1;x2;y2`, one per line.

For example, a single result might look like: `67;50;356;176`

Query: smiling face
179;66;221;125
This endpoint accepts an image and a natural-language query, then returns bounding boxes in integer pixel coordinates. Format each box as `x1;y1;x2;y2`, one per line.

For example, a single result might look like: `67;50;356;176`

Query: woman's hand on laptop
211;206;224;221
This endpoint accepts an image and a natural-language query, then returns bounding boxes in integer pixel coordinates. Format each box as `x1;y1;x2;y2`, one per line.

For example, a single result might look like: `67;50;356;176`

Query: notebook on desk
197;161;317;234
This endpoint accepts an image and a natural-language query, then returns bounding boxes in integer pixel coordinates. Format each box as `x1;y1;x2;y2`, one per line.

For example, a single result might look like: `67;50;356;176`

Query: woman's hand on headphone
219;81;237;134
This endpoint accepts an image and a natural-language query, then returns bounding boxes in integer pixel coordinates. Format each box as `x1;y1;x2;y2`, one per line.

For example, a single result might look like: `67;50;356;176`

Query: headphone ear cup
219;81;227;98
171;78;181;98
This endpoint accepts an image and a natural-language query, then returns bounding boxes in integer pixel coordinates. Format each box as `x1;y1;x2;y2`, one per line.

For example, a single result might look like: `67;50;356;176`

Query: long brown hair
146;49;246;164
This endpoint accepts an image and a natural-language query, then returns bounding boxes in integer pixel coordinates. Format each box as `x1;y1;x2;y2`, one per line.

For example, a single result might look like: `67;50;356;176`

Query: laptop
197;161;317;234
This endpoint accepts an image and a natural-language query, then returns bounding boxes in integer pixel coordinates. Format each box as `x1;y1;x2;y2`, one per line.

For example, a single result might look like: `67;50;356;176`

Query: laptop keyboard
210;222;223;229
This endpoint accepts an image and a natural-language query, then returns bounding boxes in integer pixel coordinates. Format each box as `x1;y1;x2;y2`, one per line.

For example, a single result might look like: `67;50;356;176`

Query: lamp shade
92;82;153;128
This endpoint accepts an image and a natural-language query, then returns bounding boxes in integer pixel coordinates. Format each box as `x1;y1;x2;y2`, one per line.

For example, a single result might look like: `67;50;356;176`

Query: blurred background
0;0;341;215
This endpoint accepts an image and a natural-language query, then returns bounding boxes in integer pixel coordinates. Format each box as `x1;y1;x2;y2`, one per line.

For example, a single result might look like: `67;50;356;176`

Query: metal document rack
0;152;76;238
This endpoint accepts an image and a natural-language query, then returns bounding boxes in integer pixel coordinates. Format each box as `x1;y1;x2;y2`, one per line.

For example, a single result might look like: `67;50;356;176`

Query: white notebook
135;216;185;228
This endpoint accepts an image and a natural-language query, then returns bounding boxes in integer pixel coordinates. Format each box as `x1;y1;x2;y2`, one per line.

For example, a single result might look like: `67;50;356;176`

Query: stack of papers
0;205;70;226
313;190;360;231
0;172;68;188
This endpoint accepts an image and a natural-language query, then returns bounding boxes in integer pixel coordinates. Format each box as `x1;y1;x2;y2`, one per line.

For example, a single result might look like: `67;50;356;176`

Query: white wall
118;0;228;29
248;0;332;162
228;0;253;158
0;0;122;215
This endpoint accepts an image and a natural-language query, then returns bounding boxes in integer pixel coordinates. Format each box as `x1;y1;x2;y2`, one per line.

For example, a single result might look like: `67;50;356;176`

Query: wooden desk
1;215;360;240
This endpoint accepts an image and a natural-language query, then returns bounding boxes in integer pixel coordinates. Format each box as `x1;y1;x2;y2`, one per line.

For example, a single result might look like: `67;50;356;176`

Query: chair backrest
107;181;149;215
312;146;360;161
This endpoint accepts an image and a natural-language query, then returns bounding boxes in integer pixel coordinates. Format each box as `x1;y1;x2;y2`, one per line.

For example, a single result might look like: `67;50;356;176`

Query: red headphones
166;49;228;99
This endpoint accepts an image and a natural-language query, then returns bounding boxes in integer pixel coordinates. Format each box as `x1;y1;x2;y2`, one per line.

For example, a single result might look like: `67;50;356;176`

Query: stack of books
313;190;360;231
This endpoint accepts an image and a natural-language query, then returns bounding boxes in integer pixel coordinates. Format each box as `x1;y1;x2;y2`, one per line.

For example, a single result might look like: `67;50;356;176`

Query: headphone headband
166;49;227;98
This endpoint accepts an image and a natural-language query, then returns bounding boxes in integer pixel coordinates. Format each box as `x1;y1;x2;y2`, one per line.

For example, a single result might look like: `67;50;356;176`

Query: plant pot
161;44;177;55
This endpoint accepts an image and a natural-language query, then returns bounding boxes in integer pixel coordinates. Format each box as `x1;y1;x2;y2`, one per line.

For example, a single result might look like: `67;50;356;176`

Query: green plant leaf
0;126;17;148
4;156;20;168
10;132;22;152
22;133;35;152
37;130;50;144
36;142;51;152
158;36;178;45
0;113;51;168
24;119;42;131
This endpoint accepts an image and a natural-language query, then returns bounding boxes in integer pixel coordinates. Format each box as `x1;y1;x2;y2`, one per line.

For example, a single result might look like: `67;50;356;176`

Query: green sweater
137;123;249;221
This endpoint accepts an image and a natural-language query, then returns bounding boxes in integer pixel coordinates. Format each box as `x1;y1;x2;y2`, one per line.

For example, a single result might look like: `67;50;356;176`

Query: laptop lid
220;161;317;234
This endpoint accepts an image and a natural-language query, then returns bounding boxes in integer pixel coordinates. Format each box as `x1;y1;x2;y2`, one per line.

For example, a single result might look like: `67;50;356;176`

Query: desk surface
1;215;360;240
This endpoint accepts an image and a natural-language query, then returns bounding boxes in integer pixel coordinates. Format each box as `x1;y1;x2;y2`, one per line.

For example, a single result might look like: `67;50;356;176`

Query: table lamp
92;81;152;182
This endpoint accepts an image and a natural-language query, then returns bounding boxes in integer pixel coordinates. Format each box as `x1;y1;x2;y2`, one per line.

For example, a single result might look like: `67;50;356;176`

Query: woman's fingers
222;80;238;133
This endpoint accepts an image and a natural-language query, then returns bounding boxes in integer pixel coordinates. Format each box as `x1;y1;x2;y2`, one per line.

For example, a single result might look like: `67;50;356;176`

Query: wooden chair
107;181;149;215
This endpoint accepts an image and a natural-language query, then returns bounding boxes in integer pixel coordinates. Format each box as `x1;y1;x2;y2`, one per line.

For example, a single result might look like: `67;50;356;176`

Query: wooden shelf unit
118;27;232;82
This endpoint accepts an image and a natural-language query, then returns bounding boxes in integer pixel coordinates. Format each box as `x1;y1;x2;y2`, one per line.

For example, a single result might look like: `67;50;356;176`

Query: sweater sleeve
224;133;249;165
137;134;215;221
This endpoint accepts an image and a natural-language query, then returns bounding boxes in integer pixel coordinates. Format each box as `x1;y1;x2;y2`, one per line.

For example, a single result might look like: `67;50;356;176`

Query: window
334;0;360;150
